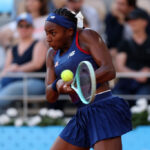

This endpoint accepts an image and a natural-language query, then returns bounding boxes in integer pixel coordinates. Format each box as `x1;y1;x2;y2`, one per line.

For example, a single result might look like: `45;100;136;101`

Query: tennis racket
71;61;96;104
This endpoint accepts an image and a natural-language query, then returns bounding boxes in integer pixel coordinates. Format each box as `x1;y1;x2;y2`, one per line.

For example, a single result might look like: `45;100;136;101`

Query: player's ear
67;28;74;37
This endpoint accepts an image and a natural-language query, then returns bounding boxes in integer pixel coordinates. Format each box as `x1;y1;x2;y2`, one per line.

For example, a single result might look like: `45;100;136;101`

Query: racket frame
71;61;96;104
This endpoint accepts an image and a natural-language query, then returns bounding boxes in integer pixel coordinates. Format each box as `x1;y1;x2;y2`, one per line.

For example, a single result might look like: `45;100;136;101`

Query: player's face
128;19;148;33
17;20;33;39
45;22;72;50
115;0;129;15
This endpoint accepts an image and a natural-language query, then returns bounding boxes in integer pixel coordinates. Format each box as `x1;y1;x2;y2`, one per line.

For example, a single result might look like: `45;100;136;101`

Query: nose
46;34;52;43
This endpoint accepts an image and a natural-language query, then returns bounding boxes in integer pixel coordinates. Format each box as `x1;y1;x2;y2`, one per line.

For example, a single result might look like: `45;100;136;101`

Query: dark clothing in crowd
105;13;124;49
118;36;150;71
1;40;46;87
113;36;150;95
105;9;150;49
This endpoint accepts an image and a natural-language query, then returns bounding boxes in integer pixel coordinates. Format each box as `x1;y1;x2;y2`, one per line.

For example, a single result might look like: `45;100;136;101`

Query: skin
45;21;121;150
0;20;47;77
116;18;150;83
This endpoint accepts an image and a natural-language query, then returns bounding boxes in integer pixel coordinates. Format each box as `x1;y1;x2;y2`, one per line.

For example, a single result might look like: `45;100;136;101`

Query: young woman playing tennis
45;8;132;150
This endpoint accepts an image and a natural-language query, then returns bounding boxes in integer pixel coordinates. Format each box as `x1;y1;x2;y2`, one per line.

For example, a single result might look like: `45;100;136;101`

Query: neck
19;37;33;43
133;30;147;44
61;36;74;53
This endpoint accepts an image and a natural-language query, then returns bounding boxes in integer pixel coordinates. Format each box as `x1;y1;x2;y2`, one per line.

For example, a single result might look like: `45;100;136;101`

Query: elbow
32;61;44;71
107;66;116;80
46;94;56;103
34;64;43;70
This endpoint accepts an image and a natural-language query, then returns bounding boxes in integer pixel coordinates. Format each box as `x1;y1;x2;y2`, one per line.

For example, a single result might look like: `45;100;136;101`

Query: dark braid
54;8;77;27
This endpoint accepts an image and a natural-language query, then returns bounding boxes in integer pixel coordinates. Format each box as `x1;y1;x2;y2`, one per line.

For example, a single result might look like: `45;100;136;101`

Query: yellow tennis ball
61;70;74;82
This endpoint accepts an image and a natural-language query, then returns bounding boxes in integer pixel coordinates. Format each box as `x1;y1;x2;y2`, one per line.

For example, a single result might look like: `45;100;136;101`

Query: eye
51;32;56;36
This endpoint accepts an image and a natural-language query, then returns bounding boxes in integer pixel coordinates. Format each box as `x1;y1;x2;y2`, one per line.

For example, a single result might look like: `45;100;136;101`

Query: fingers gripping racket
71;61;96;104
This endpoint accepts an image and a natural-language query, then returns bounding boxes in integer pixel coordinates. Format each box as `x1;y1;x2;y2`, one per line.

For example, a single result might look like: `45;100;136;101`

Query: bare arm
45;49;59;103
4;49;13;69
79;29;116;83
17;41;47;72
0;49;13;77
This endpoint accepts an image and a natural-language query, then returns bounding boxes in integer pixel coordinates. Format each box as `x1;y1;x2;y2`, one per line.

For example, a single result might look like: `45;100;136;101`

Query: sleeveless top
12;40;46;72
54;31;99;103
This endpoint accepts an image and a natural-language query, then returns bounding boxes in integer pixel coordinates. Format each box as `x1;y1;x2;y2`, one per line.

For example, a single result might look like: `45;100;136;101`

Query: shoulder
78;29;103;45
46;48;56;66
33;40;47;51
47;48;56;58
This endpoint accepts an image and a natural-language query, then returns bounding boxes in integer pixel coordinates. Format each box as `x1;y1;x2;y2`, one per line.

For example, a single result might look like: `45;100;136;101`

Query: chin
52;46;59;51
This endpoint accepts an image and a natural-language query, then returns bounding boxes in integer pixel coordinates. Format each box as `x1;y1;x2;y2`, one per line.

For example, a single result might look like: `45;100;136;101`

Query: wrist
51;79;59;92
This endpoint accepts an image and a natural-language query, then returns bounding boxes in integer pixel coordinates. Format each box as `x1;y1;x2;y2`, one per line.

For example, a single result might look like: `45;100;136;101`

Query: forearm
18;62;41;72
46;85;59;103
118;65;137;73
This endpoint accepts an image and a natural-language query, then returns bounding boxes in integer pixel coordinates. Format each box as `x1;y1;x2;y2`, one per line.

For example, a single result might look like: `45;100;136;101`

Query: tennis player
45;8;132;150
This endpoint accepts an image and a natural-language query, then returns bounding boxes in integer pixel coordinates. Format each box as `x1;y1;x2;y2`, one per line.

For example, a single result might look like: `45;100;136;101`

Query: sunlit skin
45;21;121;150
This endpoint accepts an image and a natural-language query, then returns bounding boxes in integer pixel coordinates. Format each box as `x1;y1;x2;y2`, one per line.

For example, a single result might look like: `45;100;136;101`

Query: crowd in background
0;0;150;110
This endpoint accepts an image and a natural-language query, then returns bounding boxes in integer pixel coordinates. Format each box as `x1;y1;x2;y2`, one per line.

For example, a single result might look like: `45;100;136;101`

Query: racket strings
79;64;92;102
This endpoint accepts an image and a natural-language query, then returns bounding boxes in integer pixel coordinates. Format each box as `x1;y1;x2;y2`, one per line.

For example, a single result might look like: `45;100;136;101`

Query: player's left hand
56;79;74;94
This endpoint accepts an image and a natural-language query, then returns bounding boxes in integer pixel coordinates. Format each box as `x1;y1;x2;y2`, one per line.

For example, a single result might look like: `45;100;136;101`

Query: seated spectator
105;0;137;56
0;45;6;71
0;0;48;49
105;0;150;52
113;8;150;97
0;13;47;108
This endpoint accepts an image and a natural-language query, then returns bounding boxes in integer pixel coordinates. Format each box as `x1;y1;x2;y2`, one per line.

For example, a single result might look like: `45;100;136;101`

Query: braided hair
54;8;77;27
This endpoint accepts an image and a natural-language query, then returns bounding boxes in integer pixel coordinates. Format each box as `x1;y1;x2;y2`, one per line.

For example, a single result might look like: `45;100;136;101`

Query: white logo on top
55;61;59;67
50;16;55;19
68;50;75;58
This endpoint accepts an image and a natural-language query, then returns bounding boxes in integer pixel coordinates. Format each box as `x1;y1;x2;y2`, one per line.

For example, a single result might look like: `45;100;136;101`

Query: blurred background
0;0;150;150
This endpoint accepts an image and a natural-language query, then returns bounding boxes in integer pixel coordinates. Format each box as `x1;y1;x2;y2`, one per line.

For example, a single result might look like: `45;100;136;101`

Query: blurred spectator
85;0;106;21
105;0;137;56
113;8;150;96
0;0;48;49
51;0;67;10
0;46;5;71
0;13;47;109
66;0;104;34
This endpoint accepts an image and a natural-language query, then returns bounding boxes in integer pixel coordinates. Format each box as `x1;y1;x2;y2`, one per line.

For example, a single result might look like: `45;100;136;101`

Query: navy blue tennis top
54;31;99;103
